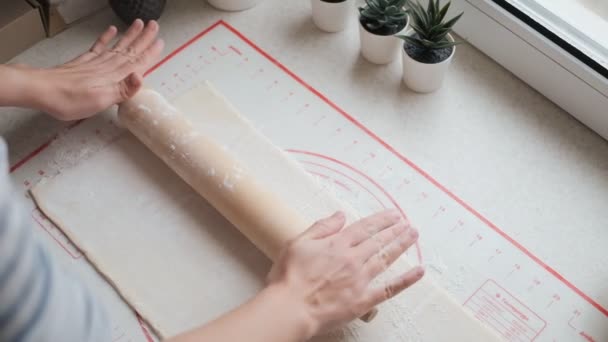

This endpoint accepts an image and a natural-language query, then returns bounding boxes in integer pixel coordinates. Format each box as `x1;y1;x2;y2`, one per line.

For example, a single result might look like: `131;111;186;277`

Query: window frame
449;0;608;140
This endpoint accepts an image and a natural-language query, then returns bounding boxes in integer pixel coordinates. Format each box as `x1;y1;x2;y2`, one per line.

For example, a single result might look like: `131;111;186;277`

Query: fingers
91;25;118;55
363;266;425;308
128;20;160;57
364;226;419;279
114;72;143;103
63;26;118;66
113;36;164;80
356;222;410;263
340;209;403;246
134;38;165;75
78;20;163;80
303;211;346;240
112;19;145;52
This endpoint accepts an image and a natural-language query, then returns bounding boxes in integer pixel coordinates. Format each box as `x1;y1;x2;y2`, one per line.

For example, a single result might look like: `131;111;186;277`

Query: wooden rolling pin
117;88;378;322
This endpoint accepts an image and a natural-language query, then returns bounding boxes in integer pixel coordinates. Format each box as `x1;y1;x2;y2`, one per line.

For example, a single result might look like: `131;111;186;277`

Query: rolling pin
117;88;377;322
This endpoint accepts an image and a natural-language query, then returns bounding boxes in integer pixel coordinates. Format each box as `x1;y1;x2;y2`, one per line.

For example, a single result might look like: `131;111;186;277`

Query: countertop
2;0;608;338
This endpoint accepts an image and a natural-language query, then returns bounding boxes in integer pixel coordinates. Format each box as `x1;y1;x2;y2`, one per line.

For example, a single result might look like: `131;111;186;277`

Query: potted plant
311;0;355;33
358;0;409;65
207;0;262;11
110;0;166;24
398;0;462;92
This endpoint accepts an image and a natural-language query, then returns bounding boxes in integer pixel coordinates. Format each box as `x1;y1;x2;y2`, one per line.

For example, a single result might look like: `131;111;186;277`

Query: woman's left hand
13;19;164;120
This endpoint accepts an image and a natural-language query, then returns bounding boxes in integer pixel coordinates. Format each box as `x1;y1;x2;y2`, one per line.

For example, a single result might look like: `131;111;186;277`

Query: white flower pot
207;0;262;11
402;33;455;93
310;0;354;33
358;19;408;65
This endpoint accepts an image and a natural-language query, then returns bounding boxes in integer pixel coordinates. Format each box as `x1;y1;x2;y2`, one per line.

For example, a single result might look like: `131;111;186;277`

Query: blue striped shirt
0;139;110;342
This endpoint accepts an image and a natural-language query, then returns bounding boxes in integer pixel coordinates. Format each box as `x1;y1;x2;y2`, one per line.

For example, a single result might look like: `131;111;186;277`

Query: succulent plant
359;0;409;35
399;0;463;50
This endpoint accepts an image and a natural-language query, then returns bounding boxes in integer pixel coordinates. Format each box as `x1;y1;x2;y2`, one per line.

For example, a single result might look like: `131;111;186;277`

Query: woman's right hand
266;209;424;338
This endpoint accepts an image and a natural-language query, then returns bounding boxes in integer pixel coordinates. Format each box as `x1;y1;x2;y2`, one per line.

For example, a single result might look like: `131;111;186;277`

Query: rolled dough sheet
31;83;502;341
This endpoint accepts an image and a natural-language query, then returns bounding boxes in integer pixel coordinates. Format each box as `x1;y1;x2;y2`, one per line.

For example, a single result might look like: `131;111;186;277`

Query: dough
31;83;502;341
116;86;328;261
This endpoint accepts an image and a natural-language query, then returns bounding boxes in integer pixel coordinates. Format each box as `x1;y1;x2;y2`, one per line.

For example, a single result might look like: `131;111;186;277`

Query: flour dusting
177;131;200;145
46;119;122;173
220;164;244;191
137;104;152;114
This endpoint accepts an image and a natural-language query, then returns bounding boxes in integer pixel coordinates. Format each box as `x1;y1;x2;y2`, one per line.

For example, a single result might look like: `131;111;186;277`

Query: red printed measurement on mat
465;280;546;341
31;208;82;259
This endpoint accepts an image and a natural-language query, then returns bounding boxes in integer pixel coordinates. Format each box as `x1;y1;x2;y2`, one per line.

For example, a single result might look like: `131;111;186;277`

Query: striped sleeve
0;139;110;342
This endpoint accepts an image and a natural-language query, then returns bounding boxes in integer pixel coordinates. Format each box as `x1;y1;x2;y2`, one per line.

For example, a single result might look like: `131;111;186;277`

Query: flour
219;164;244;191
137;104;152;114
177;131;200;145
394;305;424;342
46;121;122;174
444;264;470;297
426;249;448;277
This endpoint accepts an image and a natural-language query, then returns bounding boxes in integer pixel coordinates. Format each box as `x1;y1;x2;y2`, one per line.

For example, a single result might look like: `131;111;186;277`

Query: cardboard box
36;0;107;37
0;0;47;62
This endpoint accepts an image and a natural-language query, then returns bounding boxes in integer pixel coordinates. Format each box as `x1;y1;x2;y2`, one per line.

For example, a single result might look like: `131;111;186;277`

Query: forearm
168;284;315;342
0;64;41;109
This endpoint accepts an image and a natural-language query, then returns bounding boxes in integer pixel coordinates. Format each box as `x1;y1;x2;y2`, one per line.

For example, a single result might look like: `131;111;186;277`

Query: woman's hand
1;19;164;120
168;210;423;342
267;209;424;339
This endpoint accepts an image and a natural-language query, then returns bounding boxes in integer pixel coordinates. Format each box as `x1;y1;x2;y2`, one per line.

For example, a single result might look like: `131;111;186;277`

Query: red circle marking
289;149;423;264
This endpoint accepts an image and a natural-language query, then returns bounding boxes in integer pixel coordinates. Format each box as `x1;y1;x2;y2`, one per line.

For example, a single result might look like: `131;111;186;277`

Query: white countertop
2;0;608;339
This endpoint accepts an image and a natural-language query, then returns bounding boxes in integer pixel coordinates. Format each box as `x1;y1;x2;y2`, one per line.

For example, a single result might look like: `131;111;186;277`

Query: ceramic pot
207;0;262;11
109;0;166;24
358;18;408;64
310;0;354;33
402;33;455;93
